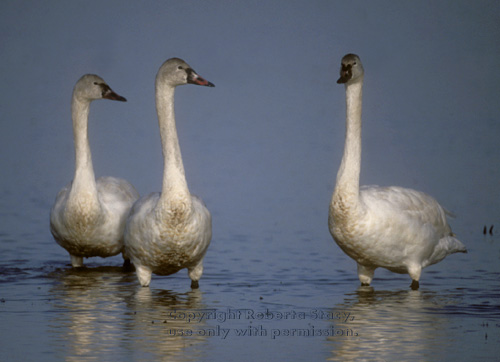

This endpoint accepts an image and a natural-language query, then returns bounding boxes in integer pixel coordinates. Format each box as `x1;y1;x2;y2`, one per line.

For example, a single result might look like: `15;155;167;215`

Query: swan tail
445;236;467;254
427;236;467;267
444;208;457;219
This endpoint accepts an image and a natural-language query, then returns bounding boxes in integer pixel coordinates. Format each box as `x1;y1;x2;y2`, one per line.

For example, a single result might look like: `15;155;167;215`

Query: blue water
1;191;499;361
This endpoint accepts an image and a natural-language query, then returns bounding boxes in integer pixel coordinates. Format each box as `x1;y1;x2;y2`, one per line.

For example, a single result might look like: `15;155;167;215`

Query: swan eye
178;66;183;70
93;82;98;85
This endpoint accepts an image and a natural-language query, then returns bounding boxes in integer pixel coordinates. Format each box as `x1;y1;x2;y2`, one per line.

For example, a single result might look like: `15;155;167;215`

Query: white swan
50;74;139;267
124;58;214;288
328;54;467;290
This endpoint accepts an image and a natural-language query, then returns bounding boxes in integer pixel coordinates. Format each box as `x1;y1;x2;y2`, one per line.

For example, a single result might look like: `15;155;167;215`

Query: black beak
101;84;127;101
186;68;215;87
337;64;352;84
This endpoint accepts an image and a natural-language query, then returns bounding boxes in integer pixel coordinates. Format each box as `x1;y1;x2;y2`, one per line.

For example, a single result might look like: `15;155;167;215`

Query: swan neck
156;82;190;209
70;96;98;198
335;79;363;200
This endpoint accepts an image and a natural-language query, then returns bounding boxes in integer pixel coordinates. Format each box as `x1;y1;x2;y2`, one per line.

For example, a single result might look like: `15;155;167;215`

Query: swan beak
187;68;215;87
104;91;127;102
337;70;352;84
337;64;353;84
101;84;127;102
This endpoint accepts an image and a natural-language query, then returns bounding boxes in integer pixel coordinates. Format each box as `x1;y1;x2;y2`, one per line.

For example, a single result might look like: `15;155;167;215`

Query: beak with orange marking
187;68;215;87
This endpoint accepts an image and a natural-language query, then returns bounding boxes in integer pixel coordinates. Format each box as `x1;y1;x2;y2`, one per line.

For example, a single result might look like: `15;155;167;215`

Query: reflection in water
48;267;207;361
327;287;450;361
123;288;207;361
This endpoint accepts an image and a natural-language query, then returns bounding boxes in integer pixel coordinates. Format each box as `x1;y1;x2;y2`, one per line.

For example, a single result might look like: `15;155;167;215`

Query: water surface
1;211;499;361
1;2;499;359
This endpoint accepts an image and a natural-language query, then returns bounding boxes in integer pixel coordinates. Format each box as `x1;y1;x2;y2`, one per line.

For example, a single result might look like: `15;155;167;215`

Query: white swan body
328;54;467;289
124;58;214;288
50;74;139;267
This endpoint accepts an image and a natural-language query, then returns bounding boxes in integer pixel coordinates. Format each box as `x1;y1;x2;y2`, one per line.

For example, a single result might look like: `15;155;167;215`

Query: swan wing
97;176;139;206
49;182;72;240
360;185;452;236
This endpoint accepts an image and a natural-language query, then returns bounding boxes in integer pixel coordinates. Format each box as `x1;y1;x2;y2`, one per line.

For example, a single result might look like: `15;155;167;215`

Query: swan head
337;54;364;84
156;58;215;88
74;74;127;102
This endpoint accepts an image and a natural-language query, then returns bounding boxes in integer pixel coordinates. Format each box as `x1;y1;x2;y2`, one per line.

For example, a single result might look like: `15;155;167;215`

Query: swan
328;54;467;290
50;74;139;267
124;58;214;288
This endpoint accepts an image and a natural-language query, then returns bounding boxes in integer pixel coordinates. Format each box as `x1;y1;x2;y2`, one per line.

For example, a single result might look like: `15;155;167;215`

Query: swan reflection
327;287;448;361
48;267;207;361
123;287;207;360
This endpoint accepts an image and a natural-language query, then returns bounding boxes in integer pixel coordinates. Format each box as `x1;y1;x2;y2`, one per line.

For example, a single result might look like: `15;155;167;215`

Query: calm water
2;1;499;360
1;189;499;361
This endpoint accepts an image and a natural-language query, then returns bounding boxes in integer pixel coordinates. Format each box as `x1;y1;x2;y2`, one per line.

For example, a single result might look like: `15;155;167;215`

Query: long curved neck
70;96;98;201
334;78;363;203
156;82;190;210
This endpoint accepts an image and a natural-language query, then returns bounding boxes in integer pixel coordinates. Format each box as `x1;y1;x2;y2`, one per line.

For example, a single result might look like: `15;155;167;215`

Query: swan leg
357;263;375;286
122;258;134;271
70;255;84;267
408;264;422;290
188;261;203;289
121;252;134;271
410;280;420;290
136;265;152;287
